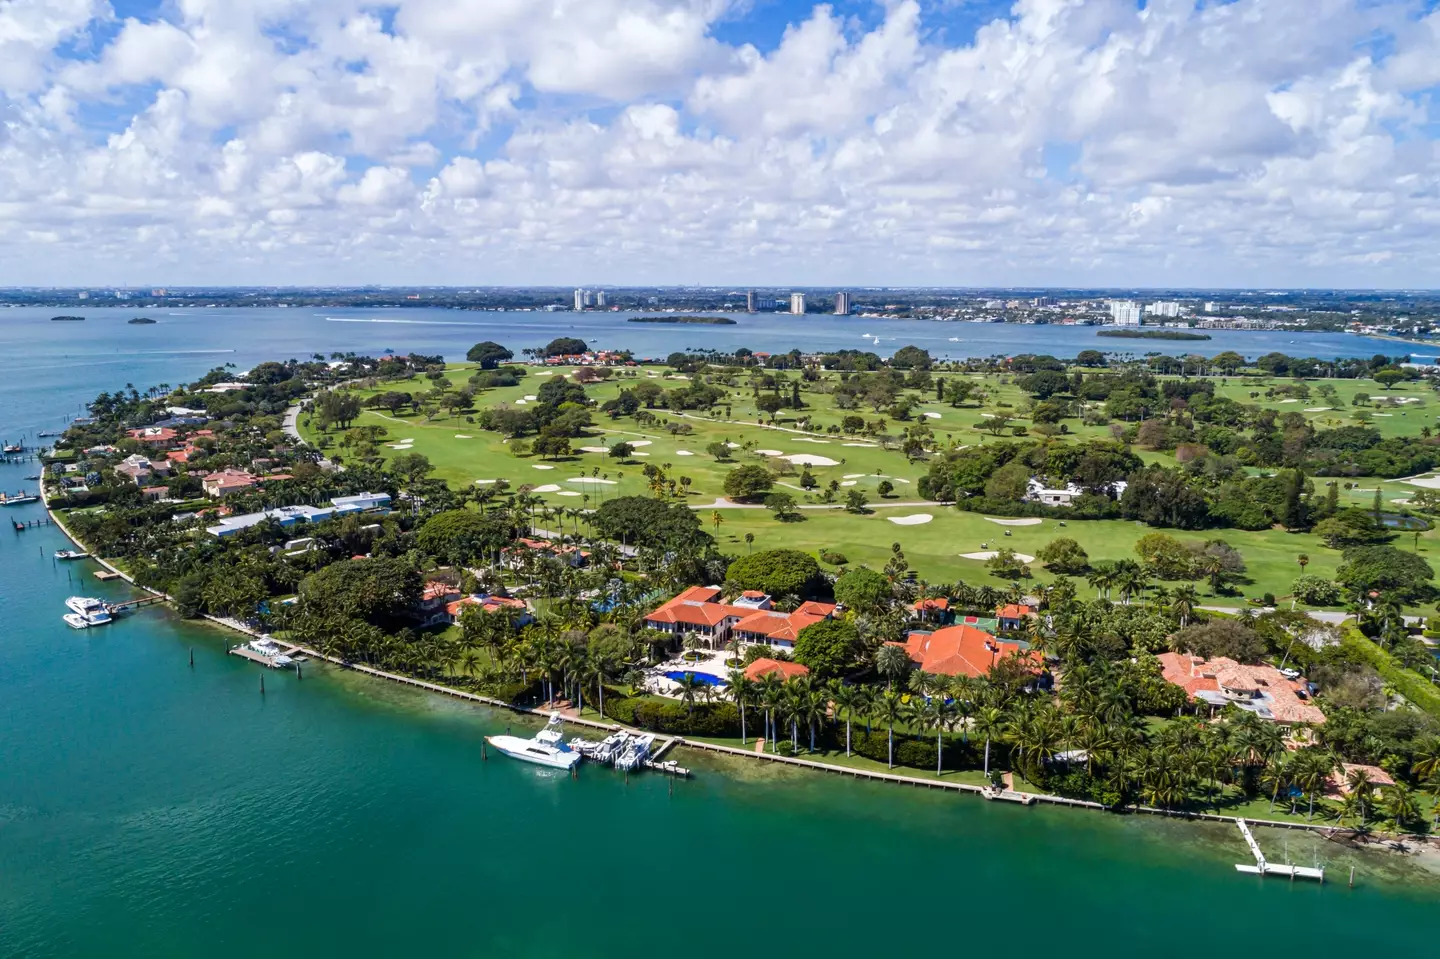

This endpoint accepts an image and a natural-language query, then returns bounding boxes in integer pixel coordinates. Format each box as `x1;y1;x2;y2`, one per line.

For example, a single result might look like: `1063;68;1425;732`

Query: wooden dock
94;570;122;581
108;596;166;612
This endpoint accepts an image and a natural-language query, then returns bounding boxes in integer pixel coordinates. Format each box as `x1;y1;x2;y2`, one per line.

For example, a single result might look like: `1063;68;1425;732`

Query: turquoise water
1;312;1437;956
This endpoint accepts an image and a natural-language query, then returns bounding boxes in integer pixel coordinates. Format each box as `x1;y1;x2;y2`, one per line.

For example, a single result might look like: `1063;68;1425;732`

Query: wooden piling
189;648;194;668
260;675;265;695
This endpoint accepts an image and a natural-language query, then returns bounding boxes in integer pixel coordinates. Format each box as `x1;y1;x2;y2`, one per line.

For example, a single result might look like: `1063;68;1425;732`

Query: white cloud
0;0;1439;286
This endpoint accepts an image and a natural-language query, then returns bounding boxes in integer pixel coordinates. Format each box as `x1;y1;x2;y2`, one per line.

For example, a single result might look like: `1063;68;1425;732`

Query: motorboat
616;734;655;772
245;637;295;667
2;444;22;454
0;492;38;506
487;714;582;770
55;550;90;561
63;596;112;628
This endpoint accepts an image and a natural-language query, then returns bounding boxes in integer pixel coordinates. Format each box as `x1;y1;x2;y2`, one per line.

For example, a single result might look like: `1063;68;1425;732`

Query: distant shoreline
1097;329;1212;341
627;316;737;325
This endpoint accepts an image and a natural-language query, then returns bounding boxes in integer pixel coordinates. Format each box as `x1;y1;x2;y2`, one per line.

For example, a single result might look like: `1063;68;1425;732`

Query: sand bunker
557;491;581;497
840;481;857;487
474;479;500;485
924;412;942;419
531;484;562;493
675;450;694;456
524;394;537;401
888;514;934;526
454;434;473;439
566;477;616;485
532;464;555;470
1279;399;1298;403
515;399;528;405
785;454;840;467
536;371;554;376
843;443;878;448
1405;476;1440;489
1373;413;1393;417
578;446;610;453
1304;408;1332;412
629;440;653;447
755;448;785;456
984;517;1043;526
962;550;1036;563
631;452;650;456
794;437;831;444
726;442;742;449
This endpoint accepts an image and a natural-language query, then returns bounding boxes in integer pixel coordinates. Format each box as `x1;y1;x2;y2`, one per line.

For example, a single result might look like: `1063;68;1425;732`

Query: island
127;317;157;325
627;315;737;325
36;338;1440;841
50;315;85;322
1096;329;1211;341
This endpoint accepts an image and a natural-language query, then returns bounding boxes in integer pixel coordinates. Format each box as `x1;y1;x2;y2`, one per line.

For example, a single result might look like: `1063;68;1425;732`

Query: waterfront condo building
834;291;851;315
746;290;756;313
790;292;806;314
1108;300;1142;325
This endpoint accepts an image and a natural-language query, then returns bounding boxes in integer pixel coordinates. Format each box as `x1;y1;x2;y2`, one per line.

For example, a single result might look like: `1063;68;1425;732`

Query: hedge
847;729;978;771
602;696;741;737
1340;626;1440;718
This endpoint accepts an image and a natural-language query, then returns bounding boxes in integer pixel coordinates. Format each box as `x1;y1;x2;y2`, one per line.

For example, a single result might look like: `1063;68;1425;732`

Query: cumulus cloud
0;0;1438;286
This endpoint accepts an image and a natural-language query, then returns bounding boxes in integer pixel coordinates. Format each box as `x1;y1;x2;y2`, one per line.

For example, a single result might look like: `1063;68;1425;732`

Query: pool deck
643;649;733;698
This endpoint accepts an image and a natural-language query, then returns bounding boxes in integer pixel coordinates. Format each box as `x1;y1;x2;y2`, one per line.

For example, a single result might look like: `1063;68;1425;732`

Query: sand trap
668;375;691;380
454;434;473;439
1278;399;1298;403
676;450;694;456
474;479;500;485
924;412;942;419
1304;408;1332;412
532;464;555;470
515;399;528;405
629;440;652;447
578;446;610;453
567;477;616;485
1406;476;1440;489
843;443;878;448
524;394;537;401
984;517;1043;526
980;413;997;418
755;449;785;456
962;550;1036;563
893;478;911;484
786;454;840;467
840;481;857;487
1373;412;1393;417
557;491;581;497
794;437;831;444
888;514;934;526
532;484;562;493
387;444;413;450
1391;497;1413;504
726;442;742;449
536;372;555;376
1398;397;1422;404
631;452;650;456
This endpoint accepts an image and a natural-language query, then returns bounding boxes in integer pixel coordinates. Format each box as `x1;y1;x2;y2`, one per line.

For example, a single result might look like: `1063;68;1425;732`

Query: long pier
1235;819;1325;881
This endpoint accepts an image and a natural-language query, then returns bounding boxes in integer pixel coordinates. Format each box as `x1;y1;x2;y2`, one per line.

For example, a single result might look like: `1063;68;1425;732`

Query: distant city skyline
1;1;1438;288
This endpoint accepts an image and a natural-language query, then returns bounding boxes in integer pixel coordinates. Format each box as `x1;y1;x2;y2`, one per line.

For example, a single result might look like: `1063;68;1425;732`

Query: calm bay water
0;308;1436;956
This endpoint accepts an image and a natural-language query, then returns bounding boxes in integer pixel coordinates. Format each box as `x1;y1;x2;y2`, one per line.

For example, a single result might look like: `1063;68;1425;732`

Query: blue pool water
664;670;728;687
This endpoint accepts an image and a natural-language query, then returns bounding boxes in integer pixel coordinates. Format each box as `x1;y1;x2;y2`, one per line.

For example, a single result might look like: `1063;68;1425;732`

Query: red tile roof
997;604;1034;621
1156;653;1325;725
744;658;810;682
914;597;949;611
895;625;1041;678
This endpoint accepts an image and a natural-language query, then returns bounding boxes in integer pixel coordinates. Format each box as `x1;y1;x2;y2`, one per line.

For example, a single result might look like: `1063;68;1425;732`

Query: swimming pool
664;670;728;687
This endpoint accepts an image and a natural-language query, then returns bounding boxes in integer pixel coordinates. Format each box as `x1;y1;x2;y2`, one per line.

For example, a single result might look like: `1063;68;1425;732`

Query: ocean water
0;309;1436;957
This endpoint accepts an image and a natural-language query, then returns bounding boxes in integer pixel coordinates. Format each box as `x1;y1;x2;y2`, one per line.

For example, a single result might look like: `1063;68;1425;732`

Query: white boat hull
487;735;582;770
63;613;91;629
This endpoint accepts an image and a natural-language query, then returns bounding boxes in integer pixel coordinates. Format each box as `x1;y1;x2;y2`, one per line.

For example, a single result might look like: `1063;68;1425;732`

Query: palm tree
1383;783;1422;832
711;510;724;536
727;671;756;745
829;682;866;757
908;695;953;775
1170;585;1198;627
758;675;784;752
1346;767;1376;824
973;706;1006;779
875;643;911;690
872;689;906;769
797;680;828;752
672;672;707;717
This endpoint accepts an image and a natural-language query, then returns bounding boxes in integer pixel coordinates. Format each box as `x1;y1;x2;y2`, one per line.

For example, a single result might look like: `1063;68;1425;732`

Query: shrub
602;696;741;736
819;549;849;566
1291;574;1342;606
848;729;976;771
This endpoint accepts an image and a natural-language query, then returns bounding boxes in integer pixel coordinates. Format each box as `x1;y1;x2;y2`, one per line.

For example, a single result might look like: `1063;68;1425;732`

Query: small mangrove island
627;315;737;325
1097;329;1212;341
127;317;157;325
50;315;85;322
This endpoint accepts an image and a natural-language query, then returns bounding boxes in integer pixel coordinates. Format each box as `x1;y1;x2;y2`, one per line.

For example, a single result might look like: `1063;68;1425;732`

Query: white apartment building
790;292;807;315
1147;301;1182;318
834;292;851;315
594;291;607;307
1109;300;1143;325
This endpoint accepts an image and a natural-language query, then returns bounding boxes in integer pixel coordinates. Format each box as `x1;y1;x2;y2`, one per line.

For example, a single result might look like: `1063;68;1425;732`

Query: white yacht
244;637;295;667
487;715;582;770
63;596;112;628
55;550;90;561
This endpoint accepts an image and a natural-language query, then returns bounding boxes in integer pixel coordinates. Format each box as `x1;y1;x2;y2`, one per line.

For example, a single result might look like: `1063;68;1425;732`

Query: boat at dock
240;637;296;668
63;596;113;629
55;550;90;561
1;492;39;506
487;715;582;770
2;444;22;454
616;734;655;772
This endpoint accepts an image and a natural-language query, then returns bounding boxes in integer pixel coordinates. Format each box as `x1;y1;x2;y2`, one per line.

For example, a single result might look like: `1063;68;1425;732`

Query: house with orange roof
127;427;178;446
502;537;588;568
996;604;1035;631
730;601;837;652
417;582;463;626
643;586;751;646
202;469;258;498
444;594;532;627
912;597;949;624
1156;653;1325;728
744;658;810;682
894;624;1043;679
1329;763;1395;796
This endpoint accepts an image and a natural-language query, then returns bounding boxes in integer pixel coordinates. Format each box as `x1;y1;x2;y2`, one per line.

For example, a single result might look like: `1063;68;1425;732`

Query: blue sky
2;0;1439;287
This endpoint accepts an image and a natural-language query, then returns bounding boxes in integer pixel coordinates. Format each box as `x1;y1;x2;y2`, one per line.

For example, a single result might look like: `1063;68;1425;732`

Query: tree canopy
298;556;422;629
590;496;707;549
543;337;588;357
833;566;891;612
723;464;774;502
465;341;513;368
793;619;860;678
1337;546;1434;601
726;548;820;598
